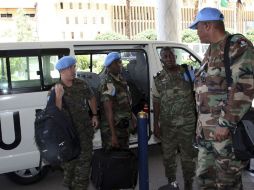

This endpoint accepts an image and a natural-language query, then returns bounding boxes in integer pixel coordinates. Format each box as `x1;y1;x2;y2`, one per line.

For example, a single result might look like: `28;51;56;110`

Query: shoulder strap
182;64;194;89
223;33;245;87
223;34;234;87
47;89;75;126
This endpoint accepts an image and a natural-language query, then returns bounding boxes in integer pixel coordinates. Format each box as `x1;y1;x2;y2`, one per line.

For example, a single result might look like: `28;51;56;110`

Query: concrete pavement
0;144;253;190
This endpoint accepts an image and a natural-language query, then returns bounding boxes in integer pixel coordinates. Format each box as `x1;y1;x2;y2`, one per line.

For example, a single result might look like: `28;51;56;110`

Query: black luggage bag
34;90;80;166
91;149;138;190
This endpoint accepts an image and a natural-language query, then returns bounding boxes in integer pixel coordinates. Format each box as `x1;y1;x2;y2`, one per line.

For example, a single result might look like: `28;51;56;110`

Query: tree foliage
95;32;128;40
15;9;38;42
76;55;90;71
181;29;199;43
76;55;104;73
245;29;254;43
133;29;157;40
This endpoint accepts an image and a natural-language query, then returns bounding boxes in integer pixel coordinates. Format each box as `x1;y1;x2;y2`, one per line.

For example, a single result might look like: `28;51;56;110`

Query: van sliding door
74;46;150;147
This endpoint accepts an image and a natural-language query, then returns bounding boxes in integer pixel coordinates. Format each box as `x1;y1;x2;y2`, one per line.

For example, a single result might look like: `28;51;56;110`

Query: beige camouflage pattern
53;78;94;190
195;33;254;189
99;73;132;150
153;67;197;185
195;33;254;140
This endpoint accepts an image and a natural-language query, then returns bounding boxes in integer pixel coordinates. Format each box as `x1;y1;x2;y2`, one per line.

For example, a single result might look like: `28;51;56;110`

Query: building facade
0;0;254;42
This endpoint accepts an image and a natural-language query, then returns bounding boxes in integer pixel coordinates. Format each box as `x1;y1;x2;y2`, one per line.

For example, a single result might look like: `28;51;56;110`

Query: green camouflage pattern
153;67;197;184
52;78;94;190
195;33;254;189
99;73;132;149
197;138;246;190
195;33;254;140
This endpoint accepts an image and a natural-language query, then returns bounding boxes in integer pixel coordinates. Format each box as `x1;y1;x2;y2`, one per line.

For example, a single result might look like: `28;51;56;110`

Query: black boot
158;181;180;190
184;180;193;190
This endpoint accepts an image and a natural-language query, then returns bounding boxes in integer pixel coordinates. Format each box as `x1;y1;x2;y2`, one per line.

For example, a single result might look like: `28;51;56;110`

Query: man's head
189;7;225;43
160;47;176;70
104;52;122;75
56;56;76;80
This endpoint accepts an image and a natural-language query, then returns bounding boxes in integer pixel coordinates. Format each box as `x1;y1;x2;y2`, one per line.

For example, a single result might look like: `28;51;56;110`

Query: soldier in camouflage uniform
189;7;254;190
99;52;136;150
53;56;99;190
153;47;197;190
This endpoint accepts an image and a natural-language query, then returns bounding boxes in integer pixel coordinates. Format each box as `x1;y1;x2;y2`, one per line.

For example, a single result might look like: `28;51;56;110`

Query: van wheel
6;166;49;185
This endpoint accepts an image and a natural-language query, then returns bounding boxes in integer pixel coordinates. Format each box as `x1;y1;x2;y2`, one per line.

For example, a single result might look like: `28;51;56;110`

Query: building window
71;32;74;39
66;17;69;24
62;32;65;39
104;4;107;10
75;17;78;24
25;14;35;17
1;13;12;18
92;17;96;24
84;17;87;24
80;32;83;39
79;2;82;9
101;17;104;24
60;2;63;9
70;2;73;9
88;3;91;9
96;3;99;10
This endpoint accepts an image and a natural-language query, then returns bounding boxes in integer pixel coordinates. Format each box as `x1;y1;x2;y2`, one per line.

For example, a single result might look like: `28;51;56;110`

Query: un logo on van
0;112;21;150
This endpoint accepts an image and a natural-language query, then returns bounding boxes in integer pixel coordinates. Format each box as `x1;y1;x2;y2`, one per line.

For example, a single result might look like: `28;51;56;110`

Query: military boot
184;180;193;190
158;181;180;190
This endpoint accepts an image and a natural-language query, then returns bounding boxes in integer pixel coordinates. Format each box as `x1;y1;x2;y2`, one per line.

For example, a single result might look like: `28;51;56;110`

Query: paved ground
0;144;253;190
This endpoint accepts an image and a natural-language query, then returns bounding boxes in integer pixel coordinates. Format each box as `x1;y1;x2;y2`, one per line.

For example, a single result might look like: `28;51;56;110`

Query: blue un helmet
104;52;121;67
189;7;224;29
55;56;77;71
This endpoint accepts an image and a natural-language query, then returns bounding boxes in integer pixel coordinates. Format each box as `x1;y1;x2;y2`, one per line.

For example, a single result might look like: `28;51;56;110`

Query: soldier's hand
131;113;137;129
111;133;119;148
214;125;230;142
55;84;64;99
91;116;99;128
153;123;160;139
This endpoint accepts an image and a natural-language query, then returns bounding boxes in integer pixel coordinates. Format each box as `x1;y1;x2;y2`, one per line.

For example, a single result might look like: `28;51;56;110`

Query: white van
0;40;201;184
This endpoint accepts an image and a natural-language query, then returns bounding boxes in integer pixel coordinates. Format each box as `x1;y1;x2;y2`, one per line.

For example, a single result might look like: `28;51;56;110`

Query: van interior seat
76;71;100;102
127;56;148;98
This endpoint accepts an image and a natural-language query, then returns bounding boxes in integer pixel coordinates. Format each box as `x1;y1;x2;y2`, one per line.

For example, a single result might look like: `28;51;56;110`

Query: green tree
181;29;199;43
133;29;157;40
245;29;254;43
95;32;128;40
76;55;90;71
14;9;38;42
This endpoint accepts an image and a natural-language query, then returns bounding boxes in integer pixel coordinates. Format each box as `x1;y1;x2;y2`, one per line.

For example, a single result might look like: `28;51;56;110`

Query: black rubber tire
6;166;49;185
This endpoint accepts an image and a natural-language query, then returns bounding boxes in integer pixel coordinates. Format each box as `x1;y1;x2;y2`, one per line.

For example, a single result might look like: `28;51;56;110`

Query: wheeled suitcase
91;149;138;190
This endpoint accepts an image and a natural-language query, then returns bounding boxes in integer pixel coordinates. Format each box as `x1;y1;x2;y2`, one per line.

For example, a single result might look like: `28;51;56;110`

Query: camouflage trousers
62;131;93;190
197;138;247;190
100;119;130;150
160;114;197;184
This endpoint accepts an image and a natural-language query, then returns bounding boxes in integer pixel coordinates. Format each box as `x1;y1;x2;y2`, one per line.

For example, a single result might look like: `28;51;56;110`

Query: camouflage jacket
153;66;195;117
194;33;254;140
99;72;132;125
48;78;94;135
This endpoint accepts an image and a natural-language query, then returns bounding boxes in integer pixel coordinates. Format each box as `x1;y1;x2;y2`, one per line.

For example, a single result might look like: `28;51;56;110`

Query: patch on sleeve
239;39;248;47
102;83;116;96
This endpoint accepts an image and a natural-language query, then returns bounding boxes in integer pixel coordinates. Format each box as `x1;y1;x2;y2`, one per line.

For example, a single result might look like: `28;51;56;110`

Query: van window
0;58;7;91
157;47;201;69
10;57;40;88
75;49;149;115
42;55;60;86
0;48;70;95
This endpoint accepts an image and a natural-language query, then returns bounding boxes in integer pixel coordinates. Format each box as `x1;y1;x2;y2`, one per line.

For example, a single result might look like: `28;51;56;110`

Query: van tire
6;166;49;185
